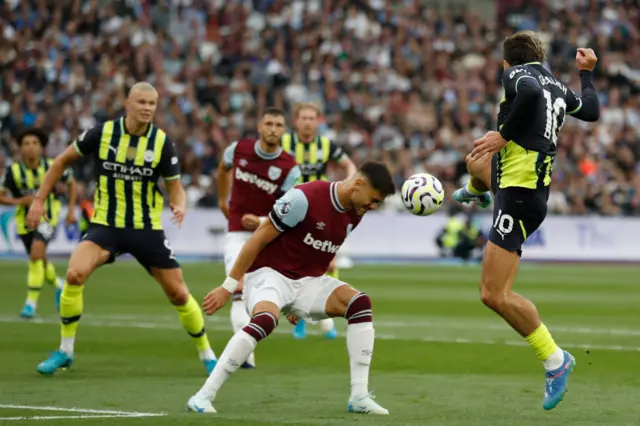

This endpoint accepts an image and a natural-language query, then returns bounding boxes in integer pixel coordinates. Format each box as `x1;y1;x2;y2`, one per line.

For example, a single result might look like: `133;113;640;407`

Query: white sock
196;331;257;401
543;347;565;371
320;318;335;333
198;348;217;362
60;336;75;355
347;322;374;399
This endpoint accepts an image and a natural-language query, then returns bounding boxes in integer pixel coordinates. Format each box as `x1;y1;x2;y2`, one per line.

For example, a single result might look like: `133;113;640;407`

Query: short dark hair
17;128;48;148
503;31;546;66
262;107;286;120
358;161;396;198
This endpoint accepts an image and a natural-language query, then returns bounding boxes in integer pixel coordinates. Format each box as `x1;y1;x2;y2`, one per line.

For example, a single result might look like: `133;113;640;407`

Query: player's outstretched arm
65;176;78;224
27;145;82;229
567;48;600;122
202;221;281;315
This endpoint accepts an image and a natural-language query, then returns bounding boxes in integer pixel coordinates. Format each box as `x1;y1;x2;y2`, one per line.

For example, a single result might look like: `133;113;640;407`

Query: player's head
17;128;48;160
258;107;287;149
503;31;546;68
294;103;321;140
125;82;158;125
346;161;396;216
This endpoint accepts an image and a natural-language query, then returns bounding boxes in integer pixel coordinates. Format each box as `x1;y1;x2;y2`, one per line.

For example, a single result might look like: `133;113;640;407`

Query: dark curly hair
16;127;49;148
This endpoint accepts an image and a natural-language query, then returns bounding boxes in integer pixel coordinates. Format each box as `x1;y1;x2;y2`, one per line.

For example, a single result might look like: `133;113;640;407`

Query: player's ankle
350;383;369;399
543;347;564;371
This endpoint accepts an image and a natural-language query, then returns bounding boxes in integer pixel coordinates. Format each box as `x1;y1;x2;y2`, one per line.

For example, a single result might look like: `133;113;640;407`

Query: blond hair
293;103;321;119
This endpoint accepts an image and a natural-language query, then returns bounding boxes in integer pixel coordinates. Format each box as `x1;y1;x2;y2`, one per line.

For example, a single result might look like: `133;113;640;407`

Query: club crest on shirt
268;166;282;181
144;150;155;163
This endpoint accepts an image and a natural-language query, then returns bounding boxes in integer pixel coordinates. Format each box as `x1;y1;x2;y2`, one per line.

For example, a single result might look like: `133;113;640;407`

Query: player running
282;103;357;340
186;161;396;415
453;32;600;410
0;128;76;318
27;82;217;376
217;107;300;368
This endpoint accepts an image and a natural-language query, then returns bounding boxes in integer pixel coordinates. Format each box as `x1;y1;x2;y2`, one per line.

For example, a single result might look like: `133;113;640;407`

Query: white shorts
223;232;253;275
244;267;346;321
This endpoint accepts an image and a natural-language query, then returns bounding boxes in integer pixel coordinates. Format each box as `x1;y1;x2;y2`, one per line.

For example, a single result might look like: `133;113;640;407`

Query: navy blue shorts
82;224;180;273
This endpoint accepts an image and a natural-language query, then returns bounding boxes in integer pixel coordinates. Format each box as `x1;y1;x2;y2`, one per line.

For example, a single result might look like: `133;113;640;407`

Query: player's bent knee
251;300;280;318
242;311;279;342
165;284;190;306
480;283;506;312
65;267;88;286
324;285;358;317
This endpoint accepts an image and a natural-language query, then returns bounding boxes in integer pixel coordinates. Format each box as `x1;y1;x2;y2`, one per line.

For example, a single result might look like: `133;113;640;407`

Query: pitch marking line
0;404;166;421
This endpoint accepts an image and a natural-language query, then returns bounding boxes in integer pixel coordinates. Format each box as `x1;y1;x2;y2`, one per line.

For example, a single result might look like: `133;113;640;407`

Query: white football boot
186;395;217;413
347;393;389;415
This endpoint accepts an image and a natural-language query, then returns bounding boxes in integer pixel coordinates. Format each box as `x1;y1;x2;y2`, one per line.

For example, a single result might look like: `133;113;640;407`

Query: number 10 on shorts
493;209;514;239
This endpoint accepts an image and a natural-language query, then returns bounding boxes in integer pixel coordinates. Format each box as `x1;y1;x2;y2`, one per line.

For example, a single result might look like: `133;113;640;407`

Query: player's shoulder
279;148;297;165
503;64;536;81
296;180;331;194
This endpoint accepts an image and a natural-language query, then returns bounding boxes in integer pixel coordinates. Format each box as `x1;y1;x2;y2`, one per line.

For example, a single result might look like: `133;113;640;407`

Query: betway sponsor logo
102;161;153;181
235;168;278;194
303;233;341;253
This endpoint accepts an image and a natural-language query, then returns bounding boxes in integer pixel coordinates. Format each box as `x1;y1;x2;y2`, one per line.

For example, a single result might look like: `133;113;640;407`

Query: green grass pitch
1;260;640;425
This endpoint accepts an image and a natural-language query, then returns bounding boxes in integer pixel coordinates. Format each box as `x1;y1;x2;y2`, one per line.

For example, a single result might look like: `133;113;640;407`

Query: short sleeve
280;166;301;192
329;141;345;162
222;142;238;169
73;125;103;156
502;66;538;99
566;88;582;115
158;136;181;180
269;188;309;232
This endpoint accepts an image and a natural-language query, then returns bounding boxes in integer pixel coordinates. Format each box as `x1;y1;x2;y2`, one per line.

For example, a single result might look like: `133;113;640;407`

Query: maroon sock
242;312;279;341
345;293;372;324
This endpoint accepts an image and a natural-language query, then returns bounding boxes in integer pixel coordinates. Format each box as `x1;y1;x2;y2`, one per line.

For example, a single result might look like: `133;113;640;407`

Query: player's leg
224;232;255;367
319;259;339;340
188;267;291;413
453;153;493;207
483;189;574;410
36;235;113;375
18;232;40;318
298;276;388;415
150;266;217;372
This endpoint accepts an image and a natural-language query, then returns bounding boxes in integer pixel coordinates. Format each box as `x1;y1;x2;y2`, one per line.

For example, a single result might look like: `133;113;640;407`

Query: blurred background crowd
1;0;639;215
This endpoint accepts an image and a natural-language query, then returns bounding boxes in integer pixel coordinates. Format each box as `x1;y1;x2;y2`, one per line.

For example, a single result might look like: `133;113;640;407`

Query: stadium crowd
1;0;639;215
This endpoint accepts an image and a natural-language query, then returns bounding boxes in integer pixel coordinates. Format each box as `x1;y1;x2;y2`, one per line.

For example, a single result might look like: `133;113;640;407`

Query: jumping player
27;82;217;376
186;161;396;415
217;107;300;368
282;103;357;340
453;32;600;409
0;128;76;318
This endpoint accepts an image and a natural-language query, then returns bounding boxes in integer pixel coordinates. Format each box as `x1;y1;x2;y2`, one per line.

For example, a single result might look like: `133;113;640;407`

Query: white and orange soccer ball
401;173;445;216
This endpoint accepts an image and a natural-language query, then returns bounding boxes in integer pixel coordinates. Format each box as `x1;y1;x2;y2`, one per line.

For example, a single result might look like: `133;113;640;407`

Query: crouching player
186;161;396;415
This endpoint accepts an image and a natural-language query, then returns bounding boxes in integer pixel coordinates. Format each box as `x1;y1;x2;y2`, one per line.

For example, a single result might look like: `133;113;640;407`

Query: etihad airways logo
103;161;153;181
235;168;278;194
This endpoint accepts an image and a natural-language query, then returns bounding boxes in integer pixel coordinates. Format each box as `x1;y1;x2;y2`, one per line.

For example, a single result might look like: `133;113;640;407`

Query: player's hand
170;203;185;228
65;210;77;225
219;201;229;219
470;131;508;161
17;196;34;206
287;314;300;325
26;198;45;229
576;48;597;71
202;287;232;315
241;214;261;231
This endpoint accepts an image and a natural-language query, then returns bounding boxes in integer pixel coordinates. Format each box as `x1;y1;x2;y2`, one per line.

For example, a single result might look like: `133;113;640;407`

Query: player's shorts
82;224;180;273
243;266;346;321
19;222;56;254
489;186;549;256
223;232;253;275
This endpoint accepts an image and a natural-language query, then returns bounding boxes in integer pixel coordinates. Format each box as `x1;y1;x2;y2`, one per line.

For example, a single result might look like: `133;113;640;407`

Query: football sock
60;282;83;354
175;295;216;361
345;293;374;399
525;323;564;370
466;179;486;196
45;261;60;287
230;299;250;333
320;318;335;333
26;259;45;308
197;312;277;401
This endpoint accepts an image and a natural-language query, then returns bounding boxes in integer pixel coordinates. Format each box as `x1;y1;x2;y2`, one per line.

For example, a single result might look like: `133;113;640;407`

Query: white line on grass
0;404;166;421
1;315;639;353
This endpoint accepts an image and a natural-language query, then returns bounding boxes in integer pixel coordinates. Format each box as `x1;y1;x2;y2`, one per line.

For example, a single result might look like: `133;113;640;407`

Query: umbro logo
316;222;325;230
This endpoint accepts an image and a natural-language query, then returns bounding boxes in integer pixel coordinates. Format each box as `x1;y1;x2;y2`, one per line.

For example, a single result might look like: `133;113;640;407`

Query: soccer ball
401;173;445;216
